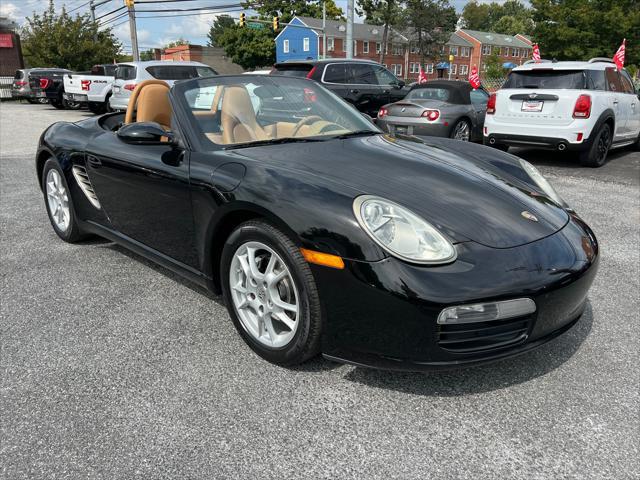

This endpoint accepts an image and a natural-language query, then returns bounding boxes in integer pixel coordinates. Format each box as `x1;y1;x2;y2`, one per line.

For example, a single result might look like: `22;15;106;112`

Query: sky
0;0;480;53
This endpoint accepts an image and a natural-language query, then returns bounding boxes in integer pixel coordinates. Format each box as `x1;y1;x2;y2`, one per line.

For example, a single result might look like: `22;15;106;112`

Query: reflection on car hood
236;134;569;249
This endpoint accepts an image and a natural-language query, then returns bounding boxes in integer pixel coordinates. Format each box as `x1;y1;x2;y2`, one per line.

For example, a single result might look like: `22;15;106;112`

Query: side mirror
117;122;174;145
394;80;406;89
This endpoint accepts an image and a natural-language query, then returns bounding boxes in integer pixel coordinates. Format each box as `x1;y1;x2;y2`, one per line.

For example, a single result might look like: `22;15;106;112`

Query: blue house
275;17;319;63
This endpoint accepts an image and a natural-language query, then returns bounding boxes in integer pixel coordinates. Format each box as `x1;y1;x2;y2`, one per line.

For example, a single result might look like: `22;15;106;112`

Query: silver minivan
109;60;217;111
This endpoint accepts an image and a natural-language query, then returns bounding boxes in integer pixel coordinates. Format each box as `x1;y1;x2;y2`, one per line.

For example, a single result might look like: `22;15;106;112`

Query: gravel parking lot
1;101;638;479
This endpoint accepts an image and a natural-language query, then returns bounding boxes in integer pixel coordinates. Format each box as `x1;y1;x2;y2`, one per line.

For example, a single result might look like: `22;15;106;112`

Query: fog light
437;298;536;325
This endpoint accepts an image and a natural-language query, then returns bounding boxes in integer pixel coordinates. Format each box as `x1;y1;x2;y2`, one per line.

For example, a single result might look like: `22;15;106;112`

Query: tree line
18;0;639;76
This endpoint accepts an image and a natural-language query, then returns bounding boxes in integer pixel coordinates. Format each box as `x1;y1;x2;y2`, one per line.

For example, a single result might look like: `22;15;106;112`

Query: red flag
418;64;428;84
613;39;626;70
532;44;541;63
469;65;480;90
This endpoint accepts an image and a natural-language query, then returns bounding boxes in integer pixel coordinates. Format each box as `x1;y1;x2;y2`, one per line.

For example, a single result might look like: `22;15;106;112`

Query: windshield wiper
224;137;325;150
330;130;380;140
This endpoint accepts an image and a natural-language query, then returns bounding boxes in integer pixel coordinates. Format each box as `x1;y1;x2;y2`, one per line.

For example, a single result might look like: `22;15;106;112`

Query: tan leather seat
124;80;172;130
220;86;269;144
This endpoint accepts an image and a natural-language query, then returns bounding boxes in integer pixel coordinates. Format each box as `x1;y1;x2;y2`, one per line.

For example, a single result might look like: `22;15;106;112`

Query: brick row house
275;17;533;82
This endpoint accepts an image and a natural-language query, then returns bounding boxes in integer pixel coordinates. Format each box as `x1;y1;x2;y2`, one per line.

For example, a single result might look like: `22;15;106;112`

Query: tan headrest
124;79;170;126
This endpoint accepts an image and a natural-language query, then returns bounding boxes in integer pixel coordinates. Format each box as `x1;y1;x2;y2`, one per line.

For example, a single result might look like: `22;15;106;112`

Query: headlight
353;195;456;264
518;158;564;206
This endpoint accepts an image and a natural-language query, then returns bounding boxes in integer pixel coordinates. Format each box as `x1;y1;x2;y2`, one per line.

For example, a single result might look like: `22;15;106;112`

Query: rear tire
41;159;86;243
450;119;471;142
88;101;106;115
579;124;611;167
221;220;322;366
50;98;65;109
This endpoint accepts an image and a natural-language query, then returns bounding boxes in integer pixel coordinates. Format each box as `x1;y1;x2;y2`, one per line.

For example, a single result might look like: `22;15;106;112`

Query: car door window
323;64;347;84
347;64;376;85
605;68;624;92
373;66;399;86
470;89;489;106
619;71;636;94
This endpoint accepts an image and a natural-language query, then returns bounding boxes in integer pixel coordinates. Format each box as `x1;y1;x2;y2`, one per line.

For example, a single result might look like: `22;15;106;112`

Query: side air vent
72;165;101;209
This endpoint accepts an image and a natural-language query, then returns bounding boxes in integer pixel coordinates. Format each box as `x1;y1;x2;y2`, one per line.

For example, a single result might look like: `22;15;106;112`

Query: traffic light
273;16;279;31
124;0;134;7
239;12;246;27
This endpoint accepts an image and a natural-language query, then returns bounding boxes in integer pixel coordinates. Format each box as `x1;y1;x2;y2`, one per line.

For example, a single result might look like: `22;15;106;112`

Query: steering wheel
291;115;324;137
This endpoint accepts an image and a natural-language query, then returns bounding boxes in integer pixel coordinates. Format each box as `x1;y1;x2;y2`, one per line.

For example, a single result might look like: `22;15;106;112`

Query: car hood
235;134;569;249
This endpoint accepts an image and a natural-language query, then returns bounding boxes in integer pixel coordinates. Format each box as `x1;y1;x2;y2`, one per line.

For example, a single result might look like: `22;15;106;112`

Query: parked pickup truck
29;69;80;109
63;64;117;114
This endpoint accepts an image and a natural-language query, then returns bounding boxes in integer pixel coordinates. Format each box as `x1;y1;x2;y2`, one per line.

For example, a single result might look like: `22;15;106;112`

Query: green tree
247;0;344;24
531;0;640;65
139;49;155;61
208;15;236;48
484;50;505;78
21;0;121;70
461;0;533;35
212;23;276;69
357;0;404;64
164;38;189;48
404;0;458;64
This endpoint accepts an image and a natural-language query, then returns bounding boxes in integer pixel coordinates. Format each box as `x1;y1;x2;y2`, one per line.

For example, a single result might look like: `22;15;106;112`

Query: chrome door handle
350;89;359;94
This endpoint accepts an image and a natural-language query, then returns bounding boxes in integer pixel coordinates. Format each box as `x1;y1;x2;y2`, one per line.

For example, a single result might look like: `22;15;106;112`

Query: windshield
407;87;451;101
503;70;586;89
179;76;379;147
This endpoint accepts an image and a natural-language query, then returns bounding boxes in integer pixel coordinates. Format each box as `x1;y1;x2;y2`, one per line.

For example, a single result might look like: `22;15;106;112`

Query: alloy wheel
229;241;299;348
453;121;470;141
46;169;70;232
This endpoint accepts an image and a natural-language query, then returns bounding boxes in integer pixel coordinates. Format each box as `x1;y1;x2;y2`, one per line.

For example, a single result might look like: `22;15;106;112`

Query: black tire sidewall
581;124;611;167
220;221;322;365
42;158;83;242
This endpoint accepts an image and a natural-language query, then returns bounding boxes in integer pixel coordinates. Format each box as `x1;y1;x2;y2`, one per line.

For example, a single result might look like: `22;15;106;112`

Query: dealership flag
613;39;626;70
532;44;541;63
418;64;428;84
469;65;481;89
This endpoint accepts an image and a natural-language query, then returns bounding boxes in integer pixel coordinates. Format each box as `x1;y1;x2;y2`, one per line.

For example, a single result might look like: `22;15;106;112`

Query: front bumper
314;213;599;371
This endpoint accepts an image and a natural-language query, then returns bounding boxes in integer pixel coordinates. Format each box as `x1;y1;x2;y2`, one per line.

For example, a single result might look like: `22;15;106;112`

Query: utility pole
125;0;140;61
322;1;326;60
89;0;97;41
346;0;354;59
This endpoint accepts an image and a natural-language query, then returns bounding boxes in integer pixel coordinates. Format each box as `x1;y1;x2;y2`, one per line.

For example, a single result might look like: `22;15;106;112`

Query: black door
373;65;406;104
85;130;199;268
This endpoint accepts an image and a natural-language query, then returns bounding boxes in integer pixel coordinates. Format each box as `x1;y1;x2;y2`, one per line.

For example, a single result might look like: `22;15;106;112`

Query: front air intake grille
437;316;532;353
72;166;101;209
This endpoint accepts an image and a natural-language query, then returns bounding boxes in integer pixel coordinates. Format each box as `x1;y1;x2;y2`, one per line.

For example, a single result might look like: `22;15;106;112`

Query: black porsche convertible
36;75;599;371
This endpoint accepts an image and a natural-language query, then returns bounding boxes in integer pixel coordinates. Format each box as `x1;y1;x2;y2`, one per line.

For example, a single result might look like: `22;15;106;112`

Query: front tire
42;159;85;242
221;220;322;366
580;124;611;167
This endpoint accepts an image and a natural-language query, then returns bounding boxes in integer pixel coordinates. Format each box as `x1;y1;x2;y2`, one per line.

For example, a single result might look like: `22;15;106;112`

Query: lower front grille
437;316;532;353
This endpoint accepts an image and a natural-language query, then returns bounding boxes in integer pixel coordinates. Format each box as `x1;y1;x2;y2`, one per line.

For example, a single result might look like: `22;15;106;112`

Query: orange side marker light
300;248;345;270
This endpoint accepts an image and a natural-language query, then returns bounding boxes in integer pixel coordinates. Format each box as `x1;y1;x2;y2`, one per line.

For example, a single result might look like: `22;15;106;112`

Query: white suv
484;59;640;167
109;61;217;111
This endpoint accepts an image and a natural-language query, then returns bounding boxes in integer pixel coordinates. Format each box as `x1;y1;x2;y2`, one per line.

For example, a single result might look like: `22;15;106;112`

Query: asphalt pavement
1;101;638;479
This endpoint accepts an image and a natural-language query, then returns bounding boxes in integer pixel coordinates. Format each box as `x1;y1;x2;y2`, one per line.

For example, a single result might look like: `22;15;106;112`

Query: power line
95;5;125;21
